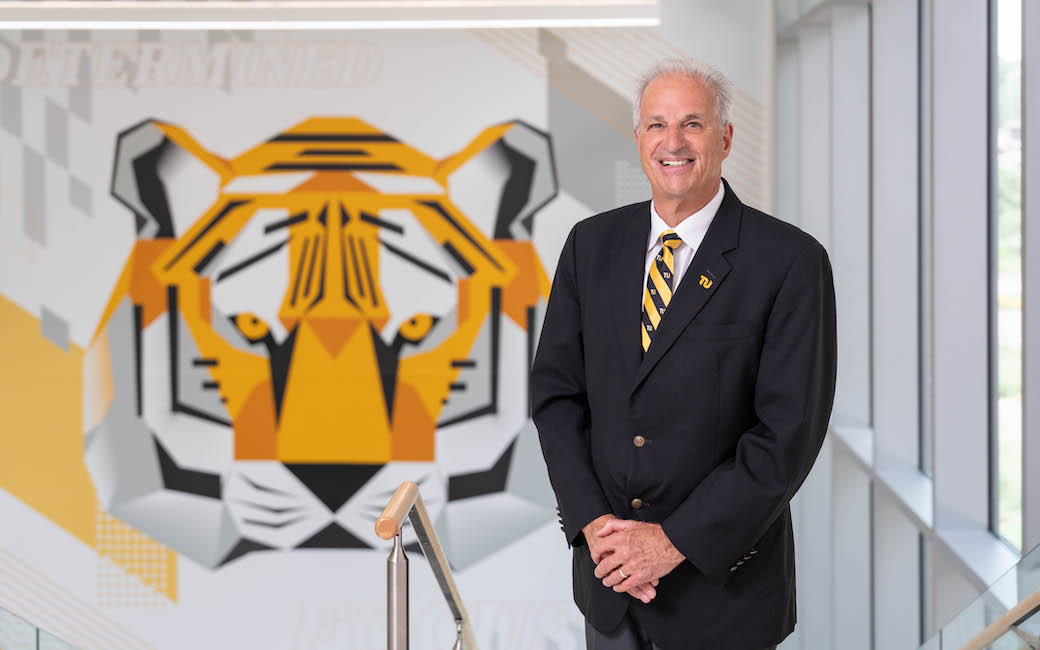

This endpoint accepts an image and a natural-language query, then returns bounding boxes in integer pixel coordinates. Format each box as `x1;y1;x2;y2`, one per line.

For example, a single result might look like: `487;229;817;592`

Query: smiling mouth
659;159;692;167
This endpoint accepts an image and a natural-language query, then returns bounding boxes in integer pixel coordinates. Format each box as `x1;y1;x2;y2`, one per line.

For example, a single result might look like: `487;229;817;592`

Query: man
531;58;836;649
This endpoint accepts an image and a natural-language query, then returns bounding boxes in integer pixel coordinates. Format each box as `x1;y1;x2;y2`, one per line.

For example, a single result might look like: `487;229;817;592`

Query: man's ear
111;119;228;239
438;119;559;241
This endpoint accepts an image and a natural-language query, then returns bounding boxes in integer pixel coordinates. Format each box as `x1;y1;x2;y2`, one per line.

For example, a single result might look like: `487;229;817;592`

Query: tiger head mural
83;117;560;569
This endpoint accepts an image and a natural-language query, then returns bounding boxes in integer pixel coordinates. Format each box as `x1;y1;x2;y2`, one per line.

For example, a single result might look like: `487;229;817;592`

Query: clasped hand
582;515;685;605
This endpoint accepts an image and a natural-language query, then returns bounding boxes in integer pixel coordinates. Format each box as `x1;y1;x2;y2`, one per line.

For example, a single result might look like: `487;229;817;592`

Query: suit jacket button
630;497;644;509
633;435;646;448
729;566;739;572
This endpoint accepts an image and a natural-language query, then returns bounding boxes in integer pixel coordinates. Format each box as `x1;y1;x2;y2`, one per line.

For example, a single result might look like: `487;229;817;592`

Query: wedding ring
617;568;626;580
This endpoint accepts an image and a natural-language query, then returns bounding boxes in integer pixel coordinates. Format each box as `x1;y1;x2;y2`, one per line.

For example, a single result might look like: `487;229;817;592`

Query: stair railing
959;585;1040;649
375;480;479;650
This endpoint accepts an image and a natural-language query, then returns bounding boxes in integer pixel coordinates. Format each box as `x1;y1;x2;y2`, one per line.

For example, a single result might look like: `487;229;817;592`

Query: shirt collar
646;181;726;252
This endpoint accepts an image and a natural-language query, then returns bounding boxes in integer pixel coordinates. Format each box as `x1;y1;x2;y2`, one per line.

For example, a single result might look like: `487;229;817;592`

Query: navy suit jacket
530;179;837;648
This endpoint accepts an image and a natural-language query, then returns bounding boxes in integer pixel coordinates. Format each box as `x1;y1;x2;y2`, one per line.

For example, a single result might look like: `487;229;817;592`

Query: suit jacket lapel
608;202;650;385
630;179;743;394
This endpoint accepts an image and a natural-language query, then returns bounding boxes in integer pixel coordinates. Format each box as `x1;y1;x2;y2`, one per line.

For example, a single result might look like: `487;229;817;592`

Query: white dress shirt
642;182;726;306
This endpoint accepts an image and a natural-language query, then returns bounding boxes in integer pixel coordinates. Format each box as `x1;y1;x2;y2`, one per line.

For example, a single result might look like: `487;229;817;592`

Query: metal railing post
387;529;408;650
377;481;479;650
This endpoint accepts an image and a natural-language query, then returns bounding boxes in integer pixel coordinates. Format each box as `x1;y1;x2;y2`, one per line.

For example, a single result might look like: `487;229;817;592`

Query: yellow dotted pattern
95;506;177;607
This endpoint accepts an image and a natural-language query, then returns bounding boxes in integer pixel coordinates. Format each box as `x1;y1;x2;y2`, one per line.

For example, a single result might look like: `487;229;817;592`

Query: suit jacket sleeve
530;225;611;547
660;240;837;586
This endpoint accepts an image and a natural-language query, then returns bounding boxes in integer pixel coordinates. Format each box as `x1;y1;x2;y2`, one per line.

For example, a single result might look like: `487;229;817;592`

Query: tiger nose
284;464;382;513
305;311;364;358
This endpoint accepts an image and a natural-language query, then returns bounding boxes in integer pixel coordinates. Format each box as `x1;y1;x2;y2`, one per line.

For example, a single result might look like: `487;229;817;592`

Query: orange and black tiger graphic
83;117;558;568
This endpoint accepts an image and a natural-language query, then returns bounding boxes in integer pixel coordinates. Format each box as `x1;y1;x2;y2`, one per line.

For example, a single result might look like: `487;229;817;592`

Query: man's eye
648;123;663;129
686;122;702;128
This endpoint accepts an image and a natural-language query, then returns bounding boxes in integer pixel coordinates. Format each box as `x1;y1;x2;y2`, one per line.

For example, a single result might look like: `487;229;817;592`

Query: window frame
987;0;1026;553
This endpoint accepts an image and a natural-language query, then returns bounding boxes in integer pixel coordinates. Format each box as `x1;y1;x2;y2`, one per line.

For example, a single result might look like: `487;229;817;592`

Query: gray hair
632;58;735;129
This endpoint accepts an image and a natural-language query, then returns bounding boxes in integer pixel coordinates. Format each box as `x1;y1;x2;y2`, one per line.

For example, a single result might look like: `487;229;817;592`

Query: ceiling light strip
0;18;659;30
0;1;658;27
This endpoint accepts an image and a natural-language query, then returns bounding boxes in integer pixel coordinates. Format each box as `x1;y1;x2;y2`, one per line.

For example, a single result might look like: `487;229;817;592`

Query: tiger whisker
242;515;307;529
241;476;297;497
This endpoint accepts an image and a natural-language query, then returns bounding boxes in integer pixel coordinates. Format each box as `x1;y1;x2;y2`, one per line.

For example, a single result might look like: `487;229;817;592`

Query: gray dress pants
585;614;777;650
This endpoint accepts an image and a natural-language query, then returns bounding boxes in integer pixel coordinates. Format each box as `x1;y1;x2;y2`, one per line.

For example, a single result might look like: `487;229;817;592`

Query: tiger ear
441;119;559;241
111;119;228;239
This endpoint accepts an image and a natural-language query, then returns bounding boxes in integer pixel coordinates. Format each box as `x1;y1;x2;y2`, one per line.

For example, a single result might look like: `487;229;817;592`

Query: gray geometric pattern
0;78;21;135
69;174;91;215
0;27;305;248
109;120;171;236
504;419;557;510
207;30;253;92
540;29;643;215
0;29;101;250
85;299;166;509
171;306;233;425
45;98;67;168
86;298;239;569
438;313;495;425
22;145;43;244
499;121;559;238
40;306;70;351
68;31;92;121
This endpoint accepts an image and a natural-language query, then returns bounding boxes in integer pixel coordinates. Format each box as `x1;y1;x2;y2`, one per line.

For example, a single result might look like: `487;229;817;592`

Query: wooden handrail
960;585;1040;650
376;481;479;650
375;481;420;540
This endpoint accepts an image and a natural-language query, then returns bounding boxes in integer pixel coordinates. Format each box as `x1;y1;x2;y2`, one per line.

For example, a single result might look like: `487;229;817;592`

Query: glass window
919;0;933;477
992;0;1023;551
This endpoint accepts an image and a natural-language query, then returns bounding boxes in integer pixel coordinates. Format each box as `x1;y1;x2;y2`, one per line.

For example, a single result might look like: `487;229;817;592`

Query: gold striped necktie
642;230;683;351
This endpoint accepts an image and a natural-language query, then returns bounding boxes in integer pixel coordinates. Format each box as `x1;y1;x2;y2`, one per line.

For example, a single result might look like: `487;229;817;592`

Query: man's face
635;74;733;205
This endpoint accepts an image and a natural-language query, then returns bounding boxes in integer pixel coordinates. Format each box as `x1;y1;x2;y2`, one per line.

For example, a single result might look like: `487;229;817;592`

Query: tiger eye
399;313;434;343
234;312;270;342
